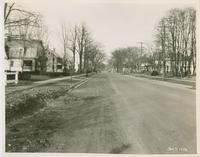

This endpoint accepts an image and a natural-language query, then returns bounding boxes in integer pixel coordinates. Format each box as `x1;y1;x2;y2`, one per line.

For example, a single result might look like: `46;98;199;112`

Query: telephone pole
162;21;166;80
138;42;144;72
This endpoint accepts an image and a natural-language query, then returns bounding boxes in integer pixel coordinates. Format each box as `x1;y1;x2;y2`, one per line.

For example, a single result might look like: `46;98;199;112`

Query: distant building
45;47;63;72
141;63;152;72
5;35;45;72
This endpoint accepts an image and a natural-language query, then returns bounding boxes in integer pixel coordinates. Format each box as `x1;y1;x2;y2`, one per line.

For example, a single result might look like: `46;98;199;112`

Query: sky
7;0;196;57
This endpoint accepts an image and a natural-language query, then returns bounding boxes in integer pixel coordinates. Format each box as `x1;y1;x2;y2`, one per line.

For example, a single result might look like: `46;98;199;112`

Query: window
57;58;62;63
10;60;14;67
57;65;62;69
24;60;32;66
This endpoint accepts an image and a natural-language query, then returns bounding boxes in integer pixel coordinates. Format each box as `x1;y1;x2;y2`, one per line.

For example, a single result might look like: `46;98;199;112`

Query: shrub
6;93;46;123
6;84;68;122
151;71;159;76
19;72;31;80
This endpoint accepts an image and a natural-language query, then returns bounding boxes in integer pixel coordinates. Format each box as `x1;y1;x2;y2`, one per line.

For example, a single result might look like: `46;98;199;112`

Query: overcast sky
8;0;196;57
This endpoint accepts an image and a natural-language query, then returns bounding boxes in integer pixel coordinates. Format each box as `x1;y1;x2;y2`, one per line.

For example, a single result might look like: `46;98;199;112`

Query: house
141;63;152;72
45;47;63;72
5;35;46;72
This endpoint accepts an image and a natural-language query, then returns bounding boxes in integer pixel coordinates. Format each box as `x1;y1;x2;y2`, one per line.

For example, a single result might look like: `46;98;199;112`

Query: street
106;72;196;154
4;1;197;155
6;72;196;153
44;72;196;153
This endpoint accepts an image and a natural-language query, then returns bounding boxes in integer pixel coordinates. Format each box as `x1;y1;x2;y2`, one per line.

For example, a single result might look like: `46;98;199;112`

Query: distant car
151;71;159;76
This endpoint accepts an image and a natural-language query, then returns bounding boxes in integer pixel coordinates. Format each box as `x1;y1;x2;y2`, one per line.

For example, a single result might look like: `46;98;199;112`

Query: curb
131;74;195;86
124;74;195;91
6;76;90;95
67;78;90;92
34;74;86;85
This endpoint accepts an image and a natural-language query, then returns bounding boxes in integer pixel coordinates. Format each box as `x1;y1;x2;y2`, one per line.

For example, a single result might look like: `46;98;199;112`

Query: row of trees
155;7;196;77
109;7;196;77
59;22;106;73
109;47;140;73
4;3;49;46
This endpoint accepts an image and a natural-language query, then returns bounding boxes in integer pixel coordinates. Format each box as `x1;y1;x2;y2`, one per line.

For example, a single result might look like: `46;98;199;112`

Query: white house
5;36;45;72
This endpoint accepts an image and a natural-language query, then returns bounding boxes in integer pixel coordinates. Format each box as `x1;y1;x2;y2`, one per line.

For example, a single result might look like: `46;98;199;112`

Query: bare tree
156;18;168;79
4;3;41;30
85;41;104;72
33;24;49;45
4;2;15;26
77;23;89;73
189;8;196;75
59;22;69;73
109;47;140;73
83;35;93;74
154;7;196;77
4;2;41;60
68;25;78;72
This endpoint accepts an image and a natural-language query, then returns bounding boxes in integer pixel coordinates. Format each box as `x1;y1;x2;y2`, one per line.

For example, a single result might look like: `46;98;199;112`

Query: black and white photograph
1;0;199;156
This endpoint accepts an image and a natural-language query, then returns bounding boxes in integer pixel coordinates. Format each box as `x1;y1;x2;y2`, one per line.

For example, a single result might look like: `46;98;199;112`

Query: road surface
109;73;196;154
45;72;196;154
7;72;196;154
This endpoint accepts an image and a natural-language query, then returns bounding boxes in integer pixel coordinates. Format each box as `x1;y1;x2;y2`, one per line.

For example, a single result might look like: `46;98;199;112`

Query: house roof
52;51;61;58
5;38;43;49
46;48;62;58
6;39;32;48
5;37;44;59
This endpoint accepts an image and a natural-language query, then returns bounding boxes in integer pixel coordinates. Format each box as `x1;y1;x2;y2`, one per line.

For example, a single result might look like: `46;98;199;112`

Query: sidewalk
128;73;196;87
34;74;86;84
5;74;87;95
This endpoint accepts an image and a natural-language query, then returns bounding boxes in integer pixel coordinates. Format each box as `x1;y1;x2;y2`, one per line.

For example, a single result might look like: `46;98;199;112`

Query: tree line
109;7;196;77
59;22;106;74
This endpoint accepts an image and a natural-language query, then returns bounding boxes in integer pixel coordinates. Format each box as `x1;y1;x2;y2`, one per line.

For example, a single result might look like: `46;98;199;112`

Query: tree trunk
184;41;188;77
79;53;82;73
73;50;75;72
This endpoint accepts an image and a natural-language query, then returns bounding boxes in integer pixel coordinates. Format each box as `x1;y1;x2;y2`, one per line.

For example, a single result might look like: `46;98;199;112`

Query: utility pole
162;20;166;80
138;42;144;72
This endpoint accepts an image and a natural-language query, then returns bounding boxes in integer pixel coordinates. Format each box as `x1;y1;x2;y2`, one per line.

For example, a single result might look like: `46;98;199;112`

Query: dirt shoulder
6;77;85;123
6;73;129;153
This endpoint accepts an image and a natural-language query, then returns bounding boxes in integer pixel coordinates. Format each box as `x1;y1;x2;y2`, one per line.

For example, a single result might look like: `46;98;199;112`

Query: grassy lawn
6;75;52;87
6;78;83;121
6;80;34;87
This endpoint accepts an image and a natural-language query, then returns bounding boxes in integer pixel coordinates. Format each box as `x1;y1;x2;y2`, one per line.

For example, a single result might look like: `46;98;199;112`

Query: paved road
107;72;196;154
44;72;196;154
7;72;196;153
